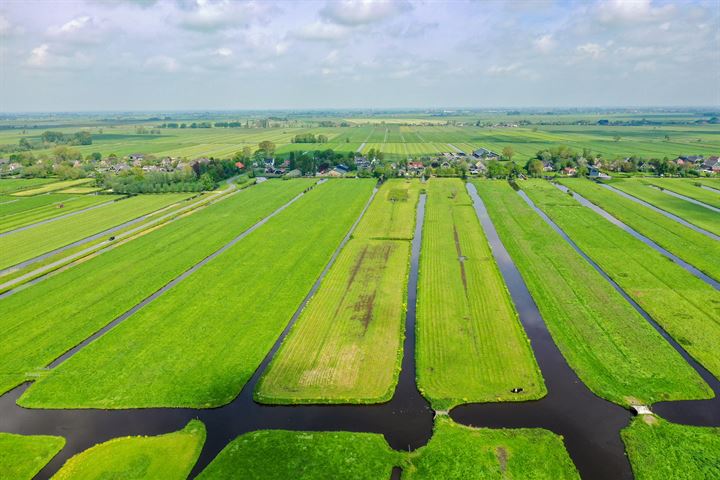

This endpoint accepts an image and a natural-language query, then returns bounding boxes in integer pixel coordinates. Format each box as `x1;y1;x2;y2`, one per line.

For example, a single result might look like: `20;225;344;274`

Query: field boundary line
648;185;720;213
599;183;720;241
552;183;719;290
517;187;720;402
43;182;323;370
0;197;121;238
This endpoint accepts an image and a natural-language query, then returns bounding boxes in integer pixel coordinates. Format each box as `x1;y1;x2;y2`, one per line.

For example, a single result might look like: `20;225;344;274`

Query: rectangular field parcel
472;180;710;406
0;180;314;395
523;180;720;381
0;194;119;234
0;193;192;270
416;178;544;409
557;178;720;282
256;179;420;404
19;179;375;408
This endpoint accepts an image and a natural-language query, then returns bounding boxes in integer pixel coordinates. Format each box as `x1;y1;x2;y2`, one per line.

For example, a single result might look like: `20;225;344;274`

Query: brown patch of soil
496;446;508;475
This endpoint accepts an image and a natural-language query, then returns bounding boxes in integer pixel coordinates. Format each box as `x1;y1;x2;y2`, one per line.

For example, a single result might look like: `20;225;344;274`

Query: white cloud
534;34;556;54
294;22;350;41
488;63;521;75
320;0;411;26
25;43;92;69
175;0;271;31
0;14;22;36
145;55;179;72
576;42;605;59
26;44;50;67
596;0;674;24
215;47;232;57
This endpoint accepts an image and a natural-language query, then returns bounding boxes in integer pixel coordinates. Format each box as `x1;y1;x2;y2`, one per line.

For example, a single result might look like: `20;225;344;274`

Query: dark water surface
0;182;717;479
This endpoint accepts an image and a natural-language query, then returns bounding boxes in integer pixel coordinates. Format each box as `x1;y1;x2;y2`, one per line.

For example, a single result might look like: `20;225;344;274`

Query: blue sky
1;0;718;111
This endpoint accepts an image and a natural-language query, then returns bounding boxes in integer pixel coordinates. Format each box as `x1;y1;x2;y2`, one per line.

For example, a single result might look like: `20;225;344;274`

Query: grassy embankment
0;194;121;234
416;178;544;410
621;415;720;480
472;180;710;406
641;178;720;209
19;180;375;408
0;180;314;395
557;178;720;282
403;416;579;479
196;430;399;480
51;420;205;480
11;178;94;196
523;180;720;382
607;178;720;236
0;432;65;480
256;179;421;404
0;193;193;270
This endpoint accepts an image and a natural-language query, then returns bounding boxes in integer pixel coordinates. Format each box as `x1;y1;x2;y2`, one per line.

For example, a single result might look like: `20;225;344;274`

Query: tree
258;141;276;157
200;172;215;190
526;159;543;177
502;146;514;161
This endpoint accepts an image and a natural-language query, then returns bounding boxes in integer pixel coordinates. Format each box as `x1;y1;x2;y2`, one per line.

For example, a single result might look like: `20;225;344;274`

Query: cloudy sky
1;0;718;111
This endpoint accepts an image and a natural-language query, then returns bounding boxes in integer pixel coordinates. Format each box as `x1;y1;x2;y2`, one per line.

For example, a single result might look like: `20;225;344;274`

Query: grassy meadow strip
51;420;205;480
0;193;193;270
621;416;720;480
0;194;120;233
352;178;423;240
0;193;79;216
196;430;399;479
416;178;544;410
523;180;720;381
557;178;720;282
12;178;93;196
0;177;58;194
0;180;314;395
0;432;65;480
55;186;105;194
257;180;418;404
607;179;720;236
403;417;579;479
19;180;375;408
472;180;710;406
641;178;720;209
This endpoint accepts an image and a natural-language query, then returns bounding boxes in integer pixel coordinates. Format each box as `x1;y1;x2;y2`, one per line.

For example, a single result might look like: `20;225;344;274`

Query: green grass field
11;179;94;197
0;432;65;480
0;193;192;270
607;178;720;236
51;420;205;480
472;180;710;406
0;180;314;395
557;178;720;282
197;429;399;479
0;193;87;216
523;180;720;382
416;179;544;410
403;417;579;479
256;180;419;404
640;178;720;209
19;180;375;408
0;177;58;194
621;416;720;480
0;194;120;234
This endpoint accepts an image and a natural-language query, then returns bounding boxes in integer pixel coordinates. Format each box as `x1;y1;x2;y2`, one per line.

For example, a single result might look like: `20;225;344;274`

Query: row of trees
291;133;329;143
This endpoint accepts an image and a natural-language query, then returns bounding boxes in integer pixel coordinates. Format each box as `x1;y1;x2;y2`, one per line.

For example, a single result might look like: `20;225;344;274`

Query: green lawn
0;432;65;480
557;178;720;282
472;180;710;406
608;179;720;236
12;178;93;197
641;178;720;209
0;194;120;234
256;180;419;404
352;178;423;240
0;180;314;395
0;177;58;194
51;420;205;480
197;429;399;479
0;193;192;270
19;180;375;408
416;178;544;410
403;417;579;479
621;415;720;480
523;180;720;382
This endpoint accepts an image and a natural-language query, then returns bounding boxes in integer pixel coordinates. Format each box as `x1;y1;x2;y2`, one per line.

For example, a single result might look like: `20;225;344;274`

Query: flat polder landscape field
0;108;718;480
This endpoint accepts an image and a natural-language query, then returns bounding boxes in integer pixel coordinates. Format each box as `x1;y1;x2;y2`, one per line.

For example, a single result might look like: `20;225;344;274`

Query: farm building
472;148;500;159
